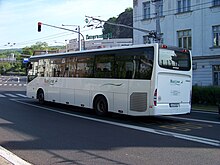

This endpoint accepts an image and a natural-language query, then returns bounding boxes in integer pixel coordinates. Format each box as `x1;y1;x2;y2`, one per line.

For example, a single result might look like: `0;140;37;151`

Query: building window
213;65;220;86
143;1;151;19
213;0;220;6
177;0;191;13
177;30;192;50
213;25;220;47
159;0;163;16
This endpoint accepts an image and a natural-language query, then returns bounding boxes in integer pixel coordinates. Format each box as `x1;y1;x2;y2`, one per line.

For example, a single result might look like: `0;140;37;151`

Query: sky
0;0;132;49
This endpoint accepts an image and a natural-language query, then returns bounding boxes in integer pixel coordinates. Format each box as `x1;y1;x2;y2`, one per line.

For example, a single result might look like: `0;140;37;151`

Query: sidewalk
0;156;13;165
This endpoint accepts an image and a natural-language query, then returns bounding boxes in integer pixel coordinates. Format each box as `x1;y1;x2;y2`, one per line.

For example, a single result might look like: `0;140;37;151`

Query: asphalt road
0;77;220;165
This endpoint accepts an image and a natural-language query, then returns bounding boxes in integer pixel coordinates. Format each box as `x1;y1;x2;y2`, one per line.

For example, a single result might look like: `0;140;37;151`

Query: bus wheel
37;90;44;104
94;96;108;116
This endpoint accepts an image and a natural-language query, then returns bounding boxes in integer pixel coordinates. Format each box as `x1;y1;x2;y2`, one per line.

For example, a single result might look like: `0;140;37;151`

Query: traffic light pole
38;22;85;51
85;15;160;42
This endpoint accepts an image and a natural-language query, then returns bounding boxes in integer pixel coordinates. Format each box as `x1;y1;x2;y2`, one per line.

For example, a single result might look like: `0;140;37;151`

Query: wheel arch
92;94;108;109
36;88;44;99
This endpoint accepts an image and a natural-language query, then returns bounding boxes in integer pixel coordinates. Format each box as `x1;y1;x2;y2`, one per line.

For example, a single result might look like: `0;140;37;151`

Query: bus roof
29;43;158;61
29;43;190;61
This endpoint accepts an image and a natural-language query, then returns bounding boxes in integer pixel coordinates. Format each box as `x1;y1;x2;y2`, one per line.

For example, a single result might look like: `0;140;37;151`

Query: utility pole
152;0;163;43
77;26;81;51
38;22;85;51
62;24;81;51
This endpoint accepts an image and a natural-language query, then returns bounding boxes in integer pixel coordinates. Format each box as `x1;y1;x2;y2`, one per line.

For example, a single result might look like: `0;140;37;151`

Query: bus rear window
159;49;191;71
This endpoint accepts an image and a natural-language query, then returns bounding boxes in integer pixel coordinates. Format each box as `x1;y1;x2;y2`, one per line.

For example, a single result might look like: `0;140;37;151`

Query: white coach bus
26;43;192;116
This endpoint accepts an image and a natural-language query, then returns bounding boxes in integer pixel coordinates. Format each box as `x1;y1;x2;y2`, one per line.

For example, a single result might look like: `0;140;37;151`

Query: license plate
169;103;180;107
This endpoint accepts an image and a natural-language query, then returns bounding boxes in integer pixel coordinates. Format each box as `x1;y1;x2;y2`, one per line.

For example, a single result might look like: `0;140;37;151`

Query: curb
0;146;31;165
0;156;13;165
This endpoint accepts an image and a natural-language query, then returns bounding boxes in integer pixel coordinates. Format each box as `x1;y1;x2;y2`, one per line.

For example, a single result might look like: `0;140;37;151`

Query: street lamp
62;24;84;51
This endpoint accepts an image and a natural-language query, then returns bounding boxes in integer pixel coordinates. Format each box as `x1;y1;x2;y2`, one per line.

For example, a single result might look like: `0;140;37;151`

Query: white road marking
0;94;6;97
11;99;220;147
0;146;32;165
163;116;220;125
16;94;27;98
4;94;18;98
192;110;218;115
0;83;26;87
0;93;27;98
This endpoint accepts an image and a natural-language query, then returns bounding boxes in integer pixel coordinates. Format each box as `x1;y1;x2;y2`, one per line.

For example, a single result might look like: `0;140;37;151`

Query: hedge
192;86;220;105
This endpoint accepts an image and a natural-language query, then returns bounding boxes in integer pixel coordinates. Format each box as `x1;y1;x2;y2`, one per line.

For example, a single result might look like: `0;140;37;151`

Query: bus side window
134;56;153;80
94;54;114;78
75;56;94;78
115;55;133;79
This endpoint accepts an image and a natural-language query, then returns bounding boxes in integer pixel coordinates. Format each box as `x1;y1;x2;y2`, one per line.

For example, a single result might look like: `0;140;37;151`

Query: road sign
23;58;29;63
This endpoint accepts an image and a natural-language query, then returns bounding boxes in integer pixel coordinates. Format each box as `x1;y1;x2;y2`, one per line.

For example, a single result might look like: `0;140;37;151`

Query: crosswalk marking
16;94;27;98
4;94;18;98
0;83;26;87
0;93;28;98
0;94;6;97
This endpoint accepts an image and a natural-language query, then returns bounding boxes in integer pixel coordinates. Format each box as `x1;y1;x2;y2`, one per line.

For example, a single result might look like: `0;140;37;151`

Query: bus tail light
161;44;167;49
153;89;157;106
182;49;189;53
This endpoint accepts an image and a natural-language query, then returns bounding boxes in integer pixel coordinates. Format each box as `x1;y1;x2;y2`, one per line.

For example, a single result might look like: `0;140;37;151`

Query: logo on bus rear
170;79;183;86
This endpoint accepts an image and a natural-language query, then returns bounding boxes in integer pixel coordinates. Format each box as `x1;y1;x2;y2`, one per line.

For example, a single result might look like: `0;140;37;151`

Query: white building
67;38;133;52
133;0;220;86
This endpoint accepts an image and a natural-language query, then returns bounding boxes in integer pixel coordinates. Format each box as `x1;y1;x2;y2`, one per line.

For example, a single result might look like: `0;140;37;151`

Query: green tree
102;8;133;38
102;17;117;38
0;63;12;75
22;42;59;55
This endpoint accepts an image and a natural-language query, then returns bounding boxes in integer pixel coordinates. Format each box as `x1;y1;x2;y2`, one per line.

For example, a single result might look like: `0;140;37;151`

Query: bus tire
37;89;45;104
94;96;108;116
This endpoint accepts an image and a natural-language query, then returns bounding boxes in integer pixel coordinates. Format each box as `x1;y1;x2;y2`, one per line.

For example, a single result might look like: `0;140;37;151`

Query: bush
192;86;220;105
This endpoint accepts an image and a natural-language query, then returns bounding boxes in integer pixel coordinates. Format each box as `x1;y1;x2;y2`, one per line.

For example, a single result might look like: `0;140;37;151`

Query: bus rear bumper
150;103;191;116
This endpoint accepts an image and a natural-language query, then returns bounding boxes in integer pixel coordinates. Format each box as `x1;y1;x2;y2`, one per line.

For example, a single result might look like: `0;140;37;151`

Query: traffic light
38;22;42;32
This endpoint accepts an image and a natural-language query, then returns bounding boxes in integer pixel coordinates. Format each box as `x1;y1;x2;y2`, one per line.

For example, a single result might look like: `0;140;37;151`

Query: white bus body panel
27;77;133;114
152;72;192;115
127;80;151;116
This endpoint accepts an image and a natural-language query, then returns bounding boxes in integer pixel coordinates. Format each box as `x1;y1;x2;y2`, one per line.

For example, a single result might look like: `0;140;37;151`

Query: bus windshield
158;49;191;71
